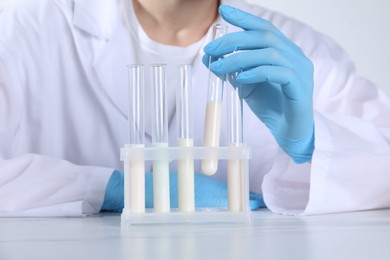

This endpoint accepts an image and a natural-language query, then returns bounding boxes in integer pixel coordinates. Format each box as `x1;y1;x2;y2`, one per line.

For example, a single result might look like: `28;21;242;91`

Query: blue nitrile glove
203;5;315;163
101;170;124;212
101;170;265;212
146;171;266;210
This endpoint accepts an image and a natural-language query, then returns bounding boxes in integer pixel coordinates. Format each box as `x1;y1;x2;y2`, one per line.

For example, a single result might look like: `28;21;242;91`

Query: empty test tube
201;24;228;176
151;64;170;213
125;64;145;214
227;73;244;211
176;65;195;212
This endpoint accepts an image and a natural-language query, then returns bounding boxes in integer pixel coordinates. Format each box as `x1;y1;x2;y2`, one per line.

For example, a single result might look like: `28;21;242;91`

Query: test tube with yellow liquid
151;64;170;213
176;65;195;212
227;73;244;212
201;24;228;176
125;64;145;214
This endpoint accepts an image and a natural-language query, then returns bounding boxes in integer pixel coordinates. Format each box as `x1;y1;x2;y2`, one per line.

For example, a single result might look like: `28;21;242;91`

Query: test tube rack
120;144;252;227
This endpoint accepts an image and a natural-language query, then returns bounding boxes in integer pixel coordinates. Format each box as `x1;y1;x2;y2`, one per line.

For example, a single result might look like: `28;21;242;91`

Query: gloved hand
203;5;315;163
101;170;124;212
101;170;265;212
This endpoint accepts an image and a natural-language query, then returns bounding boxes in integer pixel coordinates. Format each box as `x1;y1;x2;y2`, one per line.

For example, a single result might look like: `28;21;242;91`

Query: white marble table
1;209;390;260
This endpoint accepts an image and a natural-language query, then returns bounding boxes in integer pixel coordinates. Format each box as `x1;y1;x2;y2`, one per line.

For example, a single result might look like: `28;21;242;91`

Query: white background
1;0;389;94
247;0;390;94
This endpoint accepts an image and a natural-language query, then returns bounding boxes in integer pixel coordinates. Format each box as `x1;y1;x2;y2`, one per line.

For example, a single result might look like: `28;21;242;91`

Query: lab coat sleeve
0;155;113;217
0;44;113;217
262;29;390;215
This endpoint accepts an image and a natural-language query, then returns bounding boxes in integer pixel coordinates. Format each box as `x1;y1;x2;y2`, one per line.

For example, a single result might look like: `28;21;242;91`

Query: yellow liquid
201;101;222;175
177;138;195;212
152;143;170;212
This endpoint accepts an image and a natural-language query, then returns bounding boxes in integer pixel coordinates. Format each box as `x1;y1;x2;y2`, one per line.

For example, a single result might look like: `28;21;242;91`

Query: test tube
125;64;145;214
201;24;228;176
176;65;195;212
151;64;170;213
227;73;244;211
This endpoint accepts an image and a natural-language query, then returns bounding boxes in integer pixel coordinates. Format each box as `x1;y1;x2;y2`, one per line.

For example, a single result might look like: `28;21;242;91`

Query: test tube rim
177;64;191;69
213;23;228;34
151;63;167;68
127;64;144;69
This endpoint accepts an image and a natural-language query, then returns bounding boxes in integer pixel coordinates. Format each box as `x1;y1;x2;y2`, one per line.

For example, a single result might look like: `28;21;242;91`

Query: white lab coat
0;0;389;217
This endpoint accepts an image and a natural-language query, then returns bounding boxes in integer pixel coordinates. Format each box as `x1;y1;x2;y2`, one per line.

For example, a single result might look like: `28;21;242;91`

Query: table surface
1;209;390;260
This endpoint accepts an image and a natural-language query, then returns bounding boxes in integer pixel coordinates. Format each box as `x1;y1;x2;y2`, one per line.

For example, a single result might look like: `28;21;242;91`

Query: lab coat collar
72;0;120;40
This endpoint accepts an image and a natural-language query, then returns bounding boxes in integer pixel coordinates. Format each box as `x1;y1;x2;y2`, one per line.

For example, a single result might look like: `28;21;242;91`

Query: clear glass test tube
227;73;243;146
176;65;195;212
201;23;228;176
151;64;170;212
227;72;244;211
125;64;145;214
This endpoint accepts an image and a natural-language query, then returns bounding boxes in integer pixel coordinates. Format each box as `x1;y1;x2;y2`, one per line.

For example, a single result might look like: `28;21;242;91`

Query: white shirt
123;0;206;140
0;0;390;216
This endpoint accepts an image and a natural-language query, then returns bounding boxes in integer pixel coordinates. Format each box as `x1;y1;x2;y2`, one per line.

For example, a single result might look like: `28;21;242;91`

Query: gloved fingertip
209;62;218;72
249;200;266;210
204;42;218;54
249;201;259;210
249;192;266;210
236;73;250;84
209;61;224;74
218;4;236;17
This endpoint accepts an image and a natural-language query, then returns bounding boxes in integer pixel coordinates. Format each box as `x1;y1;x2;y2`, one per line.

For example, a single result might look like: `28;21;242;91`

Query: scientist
0;0;390;216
